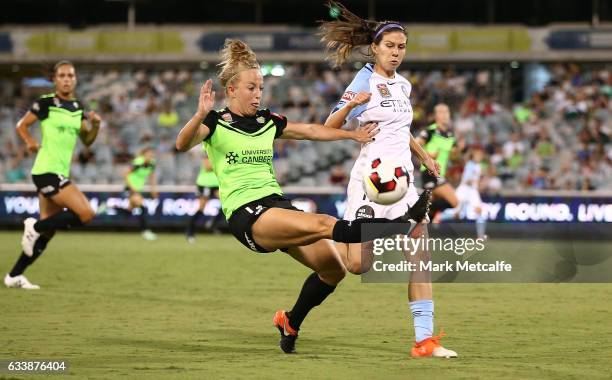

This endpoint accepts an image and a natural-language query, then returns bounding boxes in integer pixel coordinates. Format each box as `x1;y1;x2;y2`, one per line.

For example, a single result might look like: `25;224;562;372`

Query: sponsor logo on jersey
271;111;285;119
355;205;375;219
221;112;233;122
225;151;239;164
376;83;391;98
380;99;412;110
341;91;356;102
239;148;273;164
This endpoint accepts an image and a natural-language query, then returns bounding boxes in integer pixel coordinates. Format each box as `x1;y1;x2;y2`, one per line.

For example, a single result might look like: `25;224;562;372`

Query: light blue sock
409;300;434;343
476;216;486;239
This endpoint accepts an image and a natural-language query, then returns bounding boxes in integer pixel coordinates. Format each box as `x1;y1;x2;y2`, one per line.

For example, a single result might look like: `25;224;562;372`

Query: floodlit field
1;232;611;379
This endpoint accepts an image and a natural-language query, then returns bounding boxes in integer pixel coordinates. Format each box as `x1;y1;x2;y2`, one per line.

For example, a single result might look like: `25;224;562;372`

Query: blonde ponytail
218;39;260;89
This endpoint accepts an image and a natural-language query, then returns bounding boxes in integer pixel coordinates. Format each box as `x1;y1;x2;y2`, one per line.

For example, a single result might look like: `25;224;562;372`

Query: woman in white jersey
320;1;457;358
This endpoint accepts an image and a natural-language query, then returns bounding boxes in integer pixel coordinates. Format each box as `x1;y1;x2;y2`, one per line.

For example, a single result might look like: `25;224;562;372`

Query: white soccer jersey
460;160;482;188
332;63;418;221
332;63;414;182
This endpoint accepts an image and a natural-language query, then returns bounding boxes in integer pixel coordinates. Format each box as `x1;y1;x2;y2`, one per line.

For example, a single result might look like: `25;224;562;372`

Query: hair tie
373;23;405;41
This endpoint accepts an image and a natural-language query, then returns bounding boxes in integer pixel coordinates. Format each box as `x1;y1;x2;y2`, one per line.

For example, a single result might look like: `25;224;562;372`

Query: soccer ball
362;157;409;205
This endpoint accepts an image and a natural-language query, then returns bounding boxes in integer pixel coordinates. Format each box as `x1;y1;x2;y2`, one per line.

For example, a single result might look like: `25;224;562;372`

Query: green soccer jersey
126;156;156;192
196;158;219;188
29;93;86;177
419;123;456;177
202;107;287;219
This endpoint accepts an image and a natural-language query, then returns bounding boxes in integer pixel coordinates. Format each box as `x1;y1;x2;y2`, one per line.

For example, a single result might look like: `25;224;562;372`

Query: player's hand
348;92;371;108
196;79;216;119
26;139;40;154
351;122;379;143
88;111;102;128
423;156;440;177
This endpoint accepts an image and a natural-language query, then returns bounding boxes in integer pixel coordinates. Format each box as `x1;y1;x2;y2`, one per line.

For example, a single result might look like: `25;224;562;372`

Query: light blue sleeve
330;65;373;124
462;161;480;183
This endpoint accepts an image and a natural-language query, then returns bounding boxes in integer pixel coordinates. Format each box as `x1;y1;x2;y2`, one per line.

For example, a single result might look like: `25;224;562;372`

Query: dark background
0;0;608;27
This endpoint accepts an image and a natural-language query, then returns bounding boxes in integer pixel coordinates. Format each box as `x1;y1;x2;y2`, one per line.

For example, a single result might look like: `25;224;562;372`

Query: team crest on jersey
73;101;79;108
53;97;61;107
32;102;40;111
221;112;233;122
341;91;356;102
376;83;391;98
401;85;410;100
256;116;265;124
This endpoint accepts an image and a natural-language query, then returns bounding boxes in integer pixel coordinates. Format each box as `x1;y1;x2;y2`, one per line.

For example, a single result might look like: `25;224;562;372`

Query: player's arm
176;80;215;152
79;111;102;147
15;111;40;154
410;132;440;177
203;157;213;171
324;92;371;129
280;121;378;142
450;144;461;161
414;128;439;160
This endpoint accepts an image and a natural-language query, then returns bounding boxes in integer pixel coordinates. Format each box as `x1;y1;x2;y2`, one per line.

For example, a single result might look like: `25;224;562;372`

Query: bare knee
318;265;346;285
314;214;337;238
347;253;373;275
343;242;374;275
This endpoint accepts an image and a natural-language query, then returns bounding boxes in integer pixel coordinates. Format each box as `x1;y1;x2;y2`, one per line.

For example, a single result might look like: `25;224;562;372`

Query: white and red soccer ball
362;157;409;205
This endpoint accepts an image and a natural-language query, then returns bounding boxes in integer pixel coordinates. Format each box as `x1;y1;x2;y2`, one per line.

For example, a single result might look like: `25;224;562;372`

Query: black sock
287;272;336;331
137;207;148;231
34;211;83;232
187;210;203;236
8;252;30;277
9;235;52;277
429;198;452;217
210;210;225;230
332;217;416;243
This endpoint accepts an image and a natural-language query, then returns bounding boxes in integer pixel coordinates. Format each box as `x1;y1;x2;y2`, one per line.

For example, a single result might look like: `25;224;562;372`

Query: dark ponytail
319;1;407;67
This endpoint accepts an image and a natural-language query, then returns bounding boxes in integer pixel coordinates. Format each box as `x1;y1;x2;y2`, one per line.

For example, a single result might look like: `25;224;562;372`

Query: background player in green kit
117;147;158;241
416;103;459;220
186;155;220;243
175;39;431;354
5;61;101;290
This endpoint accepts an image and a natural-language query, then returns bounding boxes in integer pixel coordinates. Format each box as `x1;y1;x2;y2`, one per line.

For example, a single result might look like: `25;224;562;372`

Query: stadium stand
0;63;610;192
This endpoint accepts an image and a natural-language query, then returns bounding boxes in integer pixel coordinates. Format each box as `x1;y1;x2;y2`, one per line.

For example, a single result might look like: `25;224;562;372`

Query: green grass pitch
1;232;611;379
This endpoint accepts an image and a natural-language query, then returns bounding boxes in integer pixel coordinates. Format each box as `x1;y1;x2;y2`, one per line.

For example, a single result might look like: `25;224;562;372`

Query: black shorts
122;186;138;198
196;185;218;198
228;194;301;253
32;173;71;198
421;170;447;190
